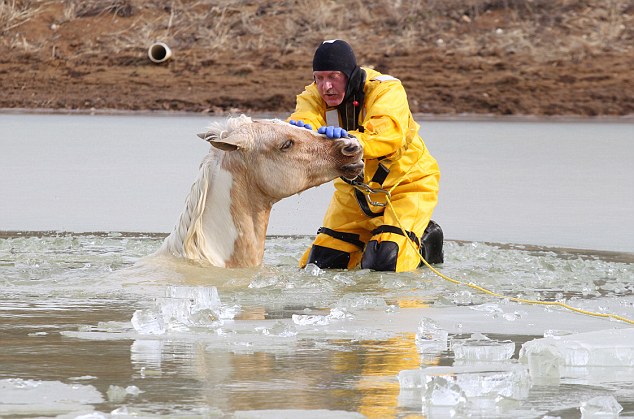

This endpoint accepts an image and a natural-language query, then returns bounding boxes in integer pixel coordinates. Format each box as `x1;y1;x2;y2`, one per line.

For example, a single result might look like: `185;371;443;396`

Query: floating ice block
520;328;634;384
452;333;515;362
415;317;448;354
580;395;623;418
420;364;531;401
132;286;224;334
520;328;634;367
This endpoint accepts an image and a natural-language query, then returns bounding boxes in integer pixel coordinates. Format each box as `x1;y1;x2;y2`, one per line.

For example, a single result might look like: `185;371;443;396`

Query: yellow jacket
289;68;441;271
289;67;439;191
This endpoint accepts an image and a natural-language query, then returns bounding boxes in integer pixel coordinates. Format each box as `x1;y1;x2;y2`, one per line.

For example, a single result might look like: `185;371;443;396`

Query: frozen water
292;307;354;326
131;308;164;335
304;263;322;276
417;364;530;417
397;369;425;389
421;364;531;400
232;410;366;418
580;395;623;418
425;376;467;407
292;313;333;326
106;384;142;402
3;117;634;417
164;285;220;307
400;364;532;417
257;320;297;337
2;232;633;417
520;328;634;371
520;328;634;387
0;379;103;415
543;329;574;339
74;412;108;419
522;342;562;385
468;302;527;323
451;332;515;362
415;317;449;356
131;285;227;335
335;294;389;311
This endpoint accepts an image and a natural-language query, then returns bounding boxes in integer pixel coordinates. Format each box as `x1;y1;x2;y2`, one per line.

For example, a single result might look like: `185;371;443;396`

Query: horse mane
158;115;253;263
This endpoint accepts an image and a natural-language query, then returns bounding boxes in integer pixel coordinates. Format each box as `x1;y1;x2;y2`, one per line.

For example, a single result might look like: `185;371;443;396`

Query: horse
154;115;364;268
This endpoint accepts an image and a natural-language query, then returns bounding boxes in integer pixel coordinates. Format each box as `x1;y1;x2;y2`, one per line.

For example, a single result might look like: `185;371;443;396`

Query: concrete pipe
148;42;172;63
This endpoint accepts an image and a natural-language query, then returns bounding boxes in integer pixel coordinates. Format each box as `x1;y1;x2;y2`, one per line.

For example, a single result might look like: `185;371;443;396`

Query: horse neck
223;177;274;267
160;153;273;267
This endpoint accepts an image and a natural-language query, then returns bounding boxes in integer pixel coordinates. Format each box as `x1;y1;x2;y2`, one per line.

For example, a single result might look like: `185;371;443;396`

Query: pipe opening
148;42;172;63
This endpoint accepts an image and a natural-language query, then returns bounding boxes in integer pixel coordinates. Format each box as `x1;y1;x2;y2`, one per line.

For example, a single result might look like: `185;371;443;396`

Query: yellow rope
354;135;633;325
383;197;634;325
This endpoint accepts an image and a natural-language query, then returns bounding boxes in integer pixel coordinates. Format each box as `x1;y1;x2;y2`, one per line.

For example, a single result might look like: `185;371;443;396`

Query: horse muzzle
340;161;364;180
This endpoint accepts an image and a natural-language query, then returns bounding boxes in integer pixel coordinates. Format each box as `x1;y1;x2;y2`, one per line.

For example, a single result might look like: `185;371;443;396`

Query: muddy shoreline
1;1;633;117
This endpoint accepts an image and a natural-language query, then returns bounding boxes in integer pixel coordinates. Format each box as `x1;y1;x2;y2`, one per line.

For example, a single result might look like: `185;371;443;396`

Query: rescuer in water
288;39;443;272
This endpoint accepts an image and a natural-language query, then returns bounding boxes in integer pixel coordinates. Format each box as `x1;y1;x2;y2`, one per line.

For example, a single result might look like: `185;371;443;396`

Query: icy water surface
1;232;633;418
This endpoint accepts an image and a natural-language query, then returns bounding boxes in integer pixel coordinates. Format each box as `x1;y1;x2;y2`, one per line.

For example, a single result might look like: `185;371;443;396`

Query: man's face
313;70;347;107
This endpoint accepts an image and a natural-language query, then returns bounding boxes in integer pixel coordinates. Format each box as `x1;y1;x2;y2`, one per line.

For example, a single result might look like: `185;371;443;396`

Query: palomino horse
156;115;364;268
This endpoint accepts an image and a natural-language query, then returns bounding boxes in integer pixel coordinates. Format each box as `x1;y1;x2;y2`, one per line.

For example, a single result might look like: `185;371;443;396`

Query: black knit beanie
312;40;357;79
312;39;366;131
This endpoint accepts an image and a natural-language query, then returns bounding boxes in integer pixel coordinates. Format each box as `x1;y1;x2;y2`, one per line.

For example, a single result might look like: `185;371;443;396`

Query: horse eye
281;139;294;151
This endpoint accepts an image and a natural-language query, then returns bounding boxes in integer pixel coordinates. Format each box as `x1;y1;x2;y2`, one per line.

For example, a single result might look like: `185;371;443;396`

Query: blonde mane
158;153;211;262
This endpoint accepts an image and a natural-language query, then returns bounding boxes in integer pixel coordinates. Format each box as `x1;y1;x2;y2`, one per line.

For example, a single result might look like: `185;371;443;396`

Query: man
288;39;443;272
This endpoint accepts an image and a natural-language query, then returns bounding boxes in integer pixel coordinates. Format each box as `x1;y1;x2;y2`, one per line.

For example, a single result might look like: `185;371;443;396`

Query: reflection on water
1;232;633;417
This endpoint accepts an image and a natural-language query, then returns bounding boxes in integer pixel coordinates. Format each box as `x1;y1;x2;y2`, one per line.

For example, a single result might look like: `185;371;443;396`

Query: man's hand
289;120;313;130
318;126;349;139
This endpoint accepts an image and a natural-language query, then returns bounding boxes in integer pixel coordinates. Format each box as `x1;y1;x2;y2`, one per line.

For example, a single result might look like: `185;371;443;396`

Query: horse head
158;115;363;268
198;115;363;201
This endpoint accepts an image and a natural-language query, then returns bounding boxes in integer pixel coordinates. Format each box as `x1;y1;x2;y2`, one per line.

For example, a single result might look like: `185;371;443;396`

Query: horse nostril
342;144;360;156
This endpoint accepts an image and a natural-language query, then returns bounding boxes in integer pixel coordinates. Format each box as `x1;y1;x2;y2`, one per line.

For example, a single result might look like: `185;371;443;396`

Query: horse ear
196;132;244;152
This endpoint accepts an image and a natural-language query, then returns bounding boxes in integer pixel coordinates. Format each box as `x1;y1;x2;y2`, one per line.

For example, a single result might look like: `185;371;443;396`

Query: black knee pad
306;245;351;269
361;240;398;271
420;220;444;265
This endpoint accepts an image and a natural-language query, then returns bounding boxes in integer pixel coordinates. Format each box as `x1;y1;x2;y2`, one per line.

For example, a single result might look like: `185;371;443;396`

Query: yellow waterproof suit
290;68;440;272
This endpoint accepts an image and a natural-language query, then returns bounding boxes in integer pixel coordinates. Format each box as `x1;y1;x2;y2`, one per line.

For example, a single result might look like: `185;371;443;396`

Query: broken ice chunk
520;328;634;367
259;320;297;337
335;294;388;311
421;364;531;401
304;263;322;276
415;317;448;355
520;328;634;384
580;395;623;418
131;286;224;335
425;376;467;407
131;308;165;335
452;333;515;362
292;307;353;326
397;369;425;389
522;343;562;385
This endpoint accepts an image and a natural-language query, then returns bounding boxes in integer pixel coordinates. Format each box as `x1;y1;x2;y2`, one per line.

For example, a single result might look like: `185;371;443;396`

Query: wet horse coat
156;115;363;268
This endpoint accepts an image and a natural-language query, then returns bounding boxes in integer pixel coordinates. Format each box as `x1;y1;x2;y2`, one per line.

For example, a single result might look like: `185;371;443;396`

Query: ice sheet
519;327;634;384
232;410;366;419
0;379;103;415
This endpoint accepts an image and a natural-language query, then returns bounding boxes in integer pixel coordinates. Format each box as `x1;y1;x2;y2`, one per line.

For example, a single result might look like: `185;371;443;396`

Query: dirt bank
1;0;633;116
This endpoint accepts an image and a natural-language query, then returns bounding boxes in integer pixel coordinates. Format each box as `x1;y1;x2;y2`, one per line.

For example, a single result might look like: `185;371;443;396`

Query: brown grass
2;0;632;61
0;0;42;33
1;0;632;115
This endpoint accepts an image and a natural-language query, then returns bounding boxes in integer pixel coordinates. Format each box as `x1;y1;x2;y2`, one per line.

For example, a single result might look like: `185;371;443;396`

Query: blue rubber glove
318;126;348;139
289;120;313;130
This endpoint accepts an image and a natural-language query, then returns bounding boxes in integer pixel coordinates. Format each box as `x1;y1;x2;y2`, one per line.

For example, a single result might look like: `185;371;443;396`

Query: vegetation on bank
1;0;632;115
3;0;631;60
